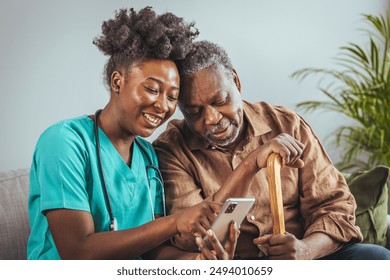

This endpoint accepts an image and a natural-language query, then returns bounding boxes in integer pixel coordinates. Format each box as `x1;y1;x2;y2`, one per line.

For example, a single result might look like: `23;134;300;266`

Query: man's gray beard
204;120;240;148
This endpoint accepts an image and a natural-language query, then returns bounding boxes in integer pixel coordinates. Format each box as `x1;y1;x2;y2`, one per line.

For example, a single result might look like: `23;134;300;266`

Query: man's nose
204;106;222;125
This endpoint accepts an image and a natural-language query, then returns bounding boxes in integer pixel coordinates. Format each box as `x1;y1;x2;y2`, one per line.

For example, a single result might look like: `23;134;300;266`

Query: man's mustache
205;119;238;137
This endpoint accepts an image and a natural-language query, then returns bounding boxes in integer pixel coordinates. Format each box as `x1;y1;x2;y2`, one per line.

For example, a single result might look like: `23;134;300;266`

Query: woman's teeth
144;113;161;125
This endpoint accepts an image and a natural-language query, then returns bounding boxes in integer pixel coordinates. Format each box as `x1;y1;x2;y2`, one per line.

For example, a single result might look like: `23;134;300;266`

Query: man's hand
195;222;239;260
254;133;305;169
253;232;311;260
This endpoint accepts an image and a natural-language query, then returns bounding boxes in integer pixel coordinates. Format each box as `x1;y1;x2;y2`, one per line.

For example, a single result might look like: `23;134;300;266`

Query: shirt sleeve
32;122;91;213
154;136;204;252
295;116;363;243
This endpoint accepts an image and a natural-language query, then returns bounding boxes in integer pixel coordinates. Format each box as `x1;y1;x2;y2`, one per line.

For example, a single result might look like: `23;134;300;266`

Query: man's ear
232;69;242;93
110;71;123;94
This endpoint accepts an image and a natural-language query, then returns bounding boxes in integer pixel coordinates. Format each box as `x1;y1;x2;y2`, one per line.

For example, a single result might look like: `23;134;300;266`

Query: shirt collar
185;101;272;151
243;100;272;137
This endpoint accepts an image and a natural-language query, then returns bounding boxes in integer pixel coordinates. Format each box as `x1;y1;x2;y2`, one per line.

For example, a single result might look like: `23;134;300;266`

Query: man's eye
215;98;227;106
186;108;200;115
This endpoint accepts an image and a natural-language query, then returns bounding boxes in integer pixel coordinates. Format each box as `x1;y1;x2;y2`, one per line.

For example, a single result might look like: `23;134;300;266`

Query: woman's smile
143;112;163;128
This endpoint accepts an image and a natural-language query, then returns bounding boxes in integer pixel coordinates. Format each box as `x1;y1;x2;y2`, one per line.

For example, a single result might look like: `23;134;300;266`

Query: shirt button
250;215;255;221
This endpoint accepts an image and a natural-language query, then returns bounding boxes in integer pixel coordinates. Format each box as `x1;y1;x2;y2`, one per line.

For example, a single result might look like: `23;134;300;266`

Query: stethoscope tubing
93;109;165;231
94;109;117;231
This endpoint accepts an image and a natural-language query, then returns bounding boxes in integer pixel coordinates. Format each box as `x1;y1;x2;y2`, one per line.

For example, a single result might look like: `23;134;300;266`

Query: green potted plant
291;11;390;172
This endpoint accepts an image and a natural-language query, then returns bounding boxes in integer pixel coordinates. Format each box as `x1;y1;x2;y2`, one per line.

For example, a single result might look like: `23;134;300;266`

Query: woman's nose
153;95;169;113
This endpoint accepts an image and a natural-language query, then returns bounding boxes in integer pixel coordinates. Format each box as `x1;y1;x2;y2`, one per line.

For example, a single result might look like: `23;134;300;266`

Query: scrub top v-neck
27;115;164;259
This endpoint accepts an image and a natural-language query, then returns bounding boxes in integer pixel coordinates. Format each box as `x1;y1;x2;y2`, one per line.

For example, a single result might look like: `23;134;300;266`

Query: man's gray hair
178;40;234;81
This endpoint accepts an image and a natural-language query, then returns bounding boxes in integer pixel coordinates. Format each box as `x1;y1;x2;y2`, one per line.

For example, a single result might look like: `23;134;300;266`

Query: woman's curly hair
93;6;199;89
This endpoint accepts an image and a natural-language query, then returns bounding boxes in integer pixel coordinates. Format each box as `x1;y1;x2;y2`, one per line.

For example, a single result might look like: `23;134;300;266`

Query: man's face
179;67;244;147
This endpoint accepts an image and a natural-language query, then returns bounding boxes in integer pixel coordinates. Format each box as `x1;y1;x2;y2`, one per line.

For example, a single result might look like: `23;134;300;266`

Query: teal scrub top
27;115;164;259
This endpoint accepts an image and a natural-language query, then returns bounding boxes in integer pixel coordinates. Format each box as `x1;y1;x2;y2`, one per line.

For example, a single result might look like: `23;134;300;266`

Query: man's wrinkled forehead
179;67;232;102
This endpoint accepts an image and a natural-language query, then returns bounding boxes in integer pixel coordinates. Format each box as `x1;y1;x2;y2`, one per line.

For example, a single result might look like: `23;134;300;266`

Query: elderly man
153;40;390;260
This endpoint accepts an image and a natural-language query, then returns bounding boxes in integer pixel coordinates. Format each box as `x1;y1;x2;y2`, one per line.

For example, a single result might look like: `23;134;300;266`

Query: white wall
0;0;387;171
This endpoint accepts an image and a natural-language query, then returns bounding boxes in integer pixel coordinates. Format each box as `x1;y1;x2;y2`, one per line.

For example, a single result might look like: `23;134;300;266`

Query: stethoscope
93;109;166;231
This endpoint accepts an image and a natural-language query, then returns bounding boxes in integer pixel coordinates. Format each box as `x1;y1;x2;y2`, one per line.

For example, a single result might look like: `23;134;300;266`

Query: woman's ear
232;69;241;93
111;71;123;94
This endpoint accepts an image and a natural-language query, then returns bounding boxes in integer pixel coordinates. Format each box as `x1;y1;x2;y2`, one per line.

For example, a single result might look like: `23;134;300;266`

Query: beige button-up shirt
154;101;363;258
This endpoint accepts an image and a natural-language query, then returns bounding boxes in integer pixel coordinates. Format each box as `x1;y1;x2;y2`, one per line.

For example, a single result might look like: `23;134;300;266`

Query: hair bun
93;9;135;56
93;6;198;89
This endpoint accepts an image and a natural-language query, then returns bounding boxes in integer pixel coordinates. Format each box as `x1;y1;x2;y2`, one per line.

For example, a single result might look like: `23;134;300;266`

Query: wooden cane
266;153;285;234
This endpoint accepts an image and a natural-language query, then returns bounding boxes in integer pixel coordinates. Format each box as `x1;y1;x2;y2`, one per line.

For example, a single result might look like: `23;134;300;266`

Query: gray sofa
0;169;30;259
0;168;389;260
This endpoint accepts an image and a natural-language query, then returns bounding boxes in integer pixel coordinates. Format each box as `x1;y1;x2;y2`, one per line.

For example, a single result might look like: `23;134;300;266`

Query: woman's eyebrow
145;77;179;90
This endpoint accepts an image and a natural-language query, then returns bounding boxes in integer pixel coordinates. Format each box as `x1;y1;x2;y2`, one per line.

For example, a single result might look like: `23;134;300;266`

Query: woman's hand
195;222;239;260
253;133;305;169
174;200;222;237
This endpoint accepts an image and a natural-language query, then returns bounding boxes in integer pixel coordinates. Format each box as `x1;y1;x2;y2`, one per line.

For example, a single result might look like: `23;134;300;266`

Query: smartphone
204;198;255;248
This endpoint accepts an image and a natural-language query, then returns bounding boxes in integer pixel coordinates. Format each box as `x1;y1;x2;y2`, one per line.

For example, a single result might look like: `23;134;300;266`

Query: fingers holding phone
204;198;255;248
196;222;239;260
174;200;221;237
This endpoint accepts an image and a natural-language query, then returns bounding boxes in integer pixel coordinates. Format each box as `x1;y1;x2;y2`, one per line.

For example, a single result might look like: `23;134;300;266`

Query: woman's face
114;59;179;138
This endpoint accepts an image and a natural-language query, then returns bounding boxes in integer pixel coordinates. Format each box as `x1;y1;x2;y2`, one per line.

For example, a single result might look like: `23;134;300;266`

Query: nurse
27;7;238;260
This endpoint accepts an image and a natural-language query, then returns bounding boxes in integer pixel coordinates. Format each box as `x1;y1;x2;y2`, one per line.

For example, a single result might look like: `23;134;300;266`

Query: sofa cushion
345;166;389;247
0;168;30;260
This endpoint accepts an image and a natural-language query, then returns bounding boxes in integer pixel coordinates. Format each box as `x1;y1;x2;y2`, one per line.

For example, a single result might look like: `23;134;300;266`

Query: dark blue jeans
321;243;390;260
